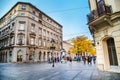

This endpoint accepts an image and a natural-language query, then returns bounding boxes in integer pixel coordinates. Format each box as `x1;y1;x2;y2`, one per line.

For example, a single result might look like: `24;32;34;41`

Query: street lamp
60;48;66;58
50;38;55;67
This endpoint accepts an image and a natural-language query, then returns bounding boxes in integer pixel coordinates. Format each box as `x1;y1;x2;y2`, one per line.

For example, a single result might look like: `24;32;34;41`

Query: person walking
83;56;86;64
87;56;92;65
93;56;96;64
51;56;55;67
69;57;72;62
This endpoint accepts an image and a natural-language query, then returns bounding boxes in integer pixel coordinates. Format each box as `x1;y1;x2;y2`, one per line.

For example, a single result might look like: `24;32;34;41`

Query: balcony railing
87;5;112;23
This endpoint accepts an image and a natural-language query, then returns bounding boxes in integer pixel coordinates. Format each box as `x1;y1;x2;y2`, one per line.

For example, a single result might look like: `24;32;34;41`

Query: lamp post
60;48;66;62
50;38;55;67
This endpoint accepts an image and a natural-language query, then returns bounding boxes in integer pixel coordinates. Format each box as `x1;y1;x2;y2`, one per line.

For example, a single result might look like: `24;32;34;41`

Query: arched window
18;35;24;45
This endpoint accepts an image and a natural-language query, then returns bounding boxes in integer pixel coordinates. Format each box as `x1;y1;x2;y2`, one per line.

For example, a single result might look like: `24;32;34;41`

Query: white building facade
63;41;75;59
87;0;120;72
0;2;63;63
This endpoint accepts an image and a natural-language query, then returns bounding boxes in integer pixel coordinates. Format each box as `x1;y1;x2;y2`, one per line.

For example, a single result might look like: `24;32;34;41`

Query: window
47;31;49;35
19;22;25;30
31;24;35;32
12;22;15;27
21;4;26;10
10;37;14;44
38;20;42;23
43;29;46;36
33;10;35;14
43;41;46;46
97;0;106;16
31;26;35;32
18;35;24;45
21;13;25;16
30;38;35;45
14;9;16;13
39;13;42;18
32;16;35;20
39;28;42;35
39;40;42;46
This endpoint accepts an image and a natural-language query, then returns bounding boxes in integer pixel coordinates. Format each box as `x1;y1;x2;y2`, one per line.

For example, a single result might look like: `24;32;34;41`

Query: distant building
63;41;75;59
0;2;62;63
87;0;120;72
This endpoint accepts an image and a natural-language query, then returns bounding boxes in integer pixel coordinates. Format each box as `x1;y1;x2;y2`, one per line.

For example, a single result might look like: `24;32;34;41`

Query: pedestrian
83;56;86;64
87;56;92;65
51;56;55;67
78;56;81;62
69;57;72;62
57;57;59;62
93;56;96;64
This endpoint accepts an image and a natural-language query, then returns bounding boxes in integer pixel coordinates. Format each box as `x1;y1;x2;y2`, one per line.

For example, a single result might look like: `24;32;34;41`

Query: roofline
0;2;63;28
63;41;73;46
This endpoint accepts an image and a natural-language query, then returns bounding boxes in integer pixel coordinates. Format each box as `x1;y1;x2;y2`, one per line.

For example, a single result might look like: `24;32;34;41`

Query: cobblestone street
0;61;120;80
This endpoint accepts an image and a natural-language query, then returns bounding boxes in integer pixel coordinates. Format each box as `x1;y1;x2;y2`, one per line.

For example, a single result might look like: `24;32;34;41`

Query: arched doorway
107;38;118;66
29;51;35;62
17;50;23;62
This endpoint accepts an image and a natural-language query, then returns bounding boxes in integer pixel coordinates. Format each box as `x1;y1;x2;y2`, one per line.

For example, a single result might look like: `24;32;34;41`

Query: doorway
17;50;23;62
107;38;118;66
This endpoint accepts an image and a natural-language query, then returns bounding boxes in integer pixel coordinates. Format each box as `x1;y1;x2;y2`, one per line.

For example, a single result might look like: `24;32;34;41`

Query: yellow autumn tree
71;36;96;56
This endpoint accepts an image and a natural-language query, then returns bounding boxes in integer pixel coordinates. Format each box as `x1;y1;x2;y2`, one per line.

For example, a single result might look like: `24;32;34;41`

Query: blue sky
0;0;92;40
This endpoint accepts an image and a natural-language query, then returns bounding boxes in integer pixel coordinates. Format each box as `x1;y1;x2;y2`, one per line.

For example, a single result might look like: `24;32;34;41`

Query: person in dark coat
93;56;96;64
87;56;92;64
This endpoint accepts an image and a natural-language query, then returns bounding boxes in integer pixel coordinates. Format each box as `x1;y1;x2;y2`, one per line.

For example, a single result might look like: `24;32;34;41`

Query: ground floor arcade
0;47;61;63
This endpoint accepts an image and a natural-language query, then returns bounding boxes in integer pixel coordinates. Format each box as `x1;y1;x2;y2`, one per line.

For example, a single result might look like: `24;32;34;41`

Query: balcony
29;32;36;36
87;5;112;23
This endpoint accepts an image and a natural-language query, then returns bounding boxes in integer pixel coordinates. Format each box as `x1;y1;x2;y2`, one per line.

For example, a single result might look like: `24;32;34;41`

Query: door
107;38;118;66
17;50;23;62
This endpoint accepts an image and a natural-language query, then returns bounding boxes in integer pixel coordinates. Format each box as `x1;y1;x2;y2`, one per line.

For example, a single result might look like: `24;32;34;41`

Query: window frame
19;22;25;31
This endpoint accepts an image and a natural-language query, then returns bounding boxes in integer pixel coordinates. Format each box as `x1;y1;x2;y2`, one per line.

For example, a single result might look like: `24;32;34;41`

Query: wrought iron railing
87;5;112;23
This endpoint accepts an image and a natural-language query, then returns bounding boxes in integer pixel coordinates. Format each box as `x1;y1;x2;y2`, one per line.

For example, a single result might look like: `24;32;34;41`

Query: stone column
0;53;1;62
45;51;48;61
41;51;44;62
34;49;39;62
5;52;7;63
114;36;120;66
1;53;3;62
7;51;9;63
3;53;5;63
12;48;17;63
22;48;27;63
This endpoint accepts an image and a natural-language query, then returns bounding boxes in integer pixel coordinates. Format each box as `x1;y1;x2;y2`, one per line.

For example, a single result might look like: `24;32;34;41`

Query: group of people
49;55;96;67
82;56;96;65
49;56;73;67
74;55;96;65
48;56;60;63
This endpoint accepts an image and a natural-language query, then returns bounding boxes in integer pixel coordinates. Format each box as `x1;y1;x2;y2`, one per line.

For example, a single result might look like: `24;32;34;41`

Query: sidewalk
63;61;120;80
0;61;120;80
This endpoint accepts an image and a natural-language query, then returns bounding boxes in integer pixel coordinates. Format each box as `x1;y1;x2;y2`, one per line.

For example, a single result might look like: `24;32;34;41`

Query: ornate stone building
0;2;63;63
87;0;120;72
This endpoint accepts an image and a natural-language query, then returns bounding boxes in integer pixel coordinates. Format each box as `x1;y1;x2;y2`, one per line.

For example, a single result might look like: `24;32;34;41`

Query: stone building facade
0;2;63;63
87;0;120;72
